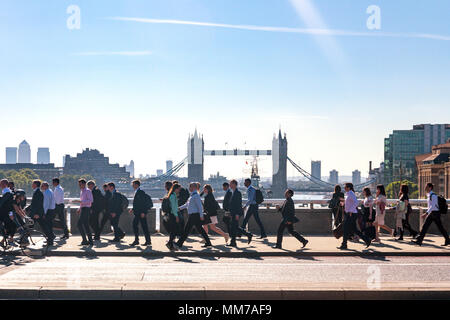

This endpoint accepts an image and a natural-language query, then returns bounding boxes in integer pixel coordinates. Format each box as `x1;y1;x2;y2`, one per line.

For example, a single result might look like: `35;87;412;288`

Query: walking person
173;180;188;239
52;178;69;239
162;182;181;251
175;183;212;249
27;180;52;242
0;179;17;244
98;183;112;237
227;179;253;248
329;184;345;228
374;184;394;243
398;184;418;239
108;182;126;243
275;189;308;249
77;179;93;246
129;180;152;246
201;184;229;244
339;183;371;250
87;180;105;241
221;182;232;235
361;187;375;230
41;182;56;245
241;179;267;239
413;183;450;246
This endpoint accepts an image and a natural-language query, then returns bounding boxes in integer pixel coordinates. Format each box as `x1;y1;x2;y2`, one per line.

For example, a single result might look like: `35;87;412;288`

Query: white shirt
1;187;11;195
53;185;65;205
427;192;440;214
344;190;359;214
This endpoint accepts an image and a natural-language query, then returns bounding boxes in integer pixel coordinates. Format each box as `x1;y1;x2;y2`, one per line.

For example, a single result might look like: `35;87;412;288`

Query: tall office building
37;148;50;164
352;170;361;185
311;161;321;180
156;169;163;176
125;160;135;178
5;147;17;164
384;124;450;184
18;140;31;163
329;170;339;185
166;160;173;173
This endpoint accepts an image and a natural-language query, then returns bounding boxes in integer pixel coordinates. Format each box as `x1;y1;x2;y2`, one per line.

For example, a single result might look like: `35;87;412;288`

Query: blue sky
1;0;449;179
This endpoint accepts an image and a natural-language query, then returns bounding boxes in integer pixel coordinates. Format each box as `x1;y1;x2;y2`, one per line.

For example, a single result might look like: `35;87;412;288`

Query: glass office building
384;124;450;184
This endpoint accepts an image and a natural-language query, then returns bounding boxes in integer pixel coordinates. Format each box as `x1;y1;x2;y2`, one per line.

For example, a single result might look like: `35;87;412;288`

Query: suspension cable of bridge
287;156;377;190
148;157;187;180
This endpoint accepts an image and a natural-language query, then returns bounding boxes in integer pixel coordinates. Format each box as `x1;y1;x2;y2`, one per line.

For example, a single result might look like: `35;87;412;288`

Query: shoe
365;239;371;248
130;240;139;246
301;240;309;248
119;233;126;240
94;235;100;241
143;241;151;246
88;241;94;246
247;234;253;244
412;239;422;246
61;234;70;240
47;241;54;246
80;240;89;246
173;243;180;251
442;239;450;247
200;239;206;244
109;238;120;243
273;245;282;249
393;229;397;237
338;244;348;250
259;235;267;239
224;233;230;244
202;243;212;248
166;243;174;251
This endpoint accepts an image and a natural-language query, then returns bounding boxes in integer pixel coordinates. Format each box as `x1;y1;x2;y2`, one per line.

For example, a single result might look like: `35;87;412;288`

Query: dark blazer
0;192;14;219
109;191;122;215
279;197;299;223
229;189;243;216
204;193;219;217
29;189;45;218
92;187;106;212
104;190;112;213
223;189;232;212
133;189;147;215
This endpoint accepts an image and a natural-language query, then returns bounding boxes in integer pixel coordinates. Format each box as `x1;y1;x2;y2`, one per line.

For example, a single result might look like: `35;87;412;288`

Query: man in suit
275;189;308;249
241;178;267;239
27;180;52;243
222;182;232;234
98;183;112;237
77;179;94;246
129;180;151;246
87;180;105;241
108;182;126;243
0;179;17;243
173;180;188;239
41;182;56;245
227;179;253;248
52;178;69;239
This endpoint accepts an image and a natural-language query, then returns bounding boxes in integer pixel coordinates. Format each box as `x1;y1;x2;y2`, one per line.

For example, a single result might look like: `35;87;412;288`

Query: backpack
255;189;264;205
435;194;448;215
162;197;172;214
119;193;129;213
142;192;153;211
179;188;190;205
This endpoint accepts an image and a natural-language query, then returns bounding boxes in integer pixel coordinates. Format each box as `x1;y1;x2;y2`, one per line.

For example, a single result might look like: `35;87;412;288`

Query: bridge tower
187;129;204;182
272;130;288;198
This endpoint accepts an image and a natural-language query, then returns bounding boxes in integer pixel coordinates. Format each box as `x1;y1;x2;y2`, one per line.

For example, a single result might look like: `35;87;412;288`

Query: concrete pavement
0;256;449;299
23;234;450;257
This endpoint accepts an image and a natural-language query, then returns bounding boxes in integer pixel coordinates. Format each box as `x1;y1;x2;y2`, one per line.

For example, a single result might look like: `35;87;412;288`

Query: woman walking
361;187;375;228
396;184;418;240
329;185;345;228
275;189;308;249
162;181;181;251
202;184;229;244
374;184;393;243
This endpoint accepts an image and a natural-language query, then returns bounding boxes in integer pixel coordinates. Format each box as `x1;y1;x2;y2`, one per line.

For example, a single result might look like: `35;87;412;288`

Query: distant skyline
1;1;449;178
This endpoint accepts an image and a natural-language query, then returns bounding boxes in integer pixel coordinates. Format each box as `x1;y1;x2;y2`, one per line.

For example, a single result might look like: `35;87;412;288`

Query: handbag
364;224;376;240
332;223;343;239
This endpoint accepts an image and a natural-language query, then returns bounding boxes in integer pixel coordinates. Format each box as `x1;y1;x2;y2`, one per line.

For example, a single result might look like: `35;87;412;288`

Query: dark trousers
276;221;306;247
98;210;111;236
33;216;52;240
176;213;211;247
89;209;101;238
342;212;370;246
133;214;151;242
177;210;186;237
77;207;92;242
54;204;69;236
241;204;266;236
44;210;56;240
417;211;449;242
230;214;252;244
402;212;418;236
1;216;17;237
163;214;178;248
110;213;124;240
